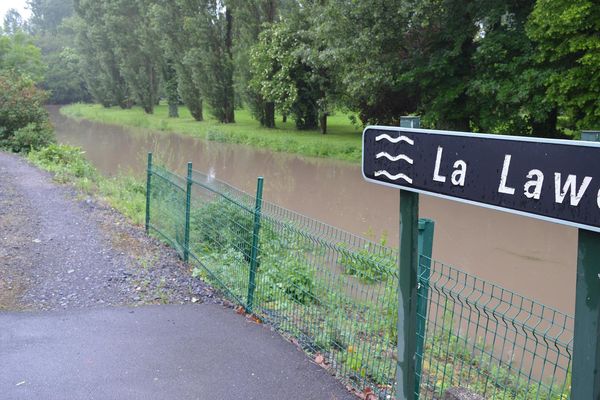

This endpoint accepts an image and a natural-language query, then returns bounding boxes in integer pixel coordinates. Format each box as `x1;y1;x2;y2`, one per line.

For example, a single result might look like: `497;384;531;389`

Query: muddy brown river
50;107;577;314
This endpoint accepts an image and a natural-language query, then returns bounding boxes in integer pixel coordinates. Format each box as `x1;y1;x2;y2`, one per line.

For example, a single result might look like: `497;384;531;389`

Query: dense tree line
3;0;599;135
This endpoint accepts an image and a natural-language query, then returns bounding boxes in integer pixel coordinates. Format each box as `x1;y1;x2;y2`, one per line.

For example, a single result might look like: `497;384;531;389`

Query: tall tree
3;9;25;35
151;0;204;121
528;0;600;131
104;0;161;114
467;0;559;137
28;0;90;104
182;0;235;123
250;7;334;132
319;0;421;126
27;0;74;35
74;0;129;107
406;0;478;131
232;0;281;128
0;31;46;83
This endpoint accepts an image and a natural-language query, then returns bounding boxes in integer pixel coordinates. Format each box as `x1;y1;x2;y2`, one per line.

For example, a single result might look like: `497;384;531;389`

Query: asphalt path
0;304;354;400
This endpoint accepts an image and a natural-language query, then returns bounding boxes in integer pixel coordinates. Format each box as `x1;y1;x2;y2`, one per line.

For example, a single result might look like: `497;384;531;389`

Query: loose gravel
0;152;216;311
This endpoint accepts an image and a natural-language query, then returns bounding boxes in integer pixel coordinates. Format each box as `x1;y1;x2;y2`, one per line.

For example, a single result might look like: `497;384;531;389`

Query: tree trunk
168;102;178;118
264;102;275;128
143;103;154;114
282;113;287;123
531;107;559;138
189;100;203;121
223;8;235;124
439;117;470;132
320;113;328;134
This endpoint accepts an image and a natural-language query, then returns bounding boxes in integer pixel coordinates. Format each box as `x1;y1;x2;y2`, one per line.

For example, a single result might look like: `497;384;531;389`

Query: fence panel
146;161;573;399
416;257;572;399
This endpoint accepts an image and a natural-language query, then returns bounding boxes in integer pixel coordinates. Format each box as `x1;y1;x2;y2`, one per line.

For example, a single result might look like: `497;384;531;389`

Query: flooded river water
50;107;577;314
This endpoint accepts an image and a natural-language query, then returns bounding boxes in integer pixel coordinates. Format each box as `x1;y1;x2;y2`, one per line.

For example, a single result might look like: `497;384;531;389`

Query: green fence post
571;229;600;399
145;152;153;234
415;218;434;399
183;162;192;263
246;176;264;314
397;190;419;400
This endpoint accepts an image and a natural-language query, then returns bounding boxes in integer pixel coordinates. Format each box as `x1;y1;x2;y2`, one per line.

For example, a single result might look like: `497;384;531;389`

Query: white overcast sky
1;0;31;23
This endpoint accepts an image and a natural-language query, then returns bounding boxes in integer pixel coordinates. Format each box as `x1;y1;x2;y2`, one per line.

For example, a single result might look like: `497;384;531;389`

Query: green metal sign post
415;218;434;398
145;152;152;234
572;229;600;399
246;176;264;314
397;190;419;400
183;162;193;263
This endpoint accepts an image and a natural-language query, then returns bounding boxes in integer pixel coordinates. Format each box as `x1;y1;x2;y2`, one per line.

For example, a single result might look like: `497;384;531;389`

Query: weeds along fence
145;154;573;400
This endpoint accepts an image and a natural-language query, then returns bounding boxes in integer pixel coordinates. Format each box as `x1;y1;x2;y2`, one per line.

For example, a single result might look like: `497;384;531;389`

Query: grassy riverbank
61;104;364;162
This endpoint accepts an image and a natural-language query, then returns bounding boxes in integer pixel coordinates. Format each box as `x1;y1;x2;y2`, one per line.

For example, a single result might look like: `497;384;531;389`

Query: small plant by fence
145;154;573;399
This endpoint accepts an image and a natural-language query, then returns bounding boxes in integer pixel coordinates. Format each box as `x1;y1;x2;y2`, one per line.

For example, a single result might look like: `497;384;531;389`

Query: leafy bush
337;243;396;283
10;122;55;152
190;198;255;258
259;249;316;305
0;72;49;148
28;144;97;181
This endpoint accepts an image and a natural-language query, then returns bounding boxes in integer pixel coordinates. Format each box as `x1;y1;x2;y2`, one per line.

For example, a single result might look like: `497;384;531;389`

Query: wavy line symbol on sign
376;152;414;164
374;170;413;184
373;132;415;184
375;134;414;145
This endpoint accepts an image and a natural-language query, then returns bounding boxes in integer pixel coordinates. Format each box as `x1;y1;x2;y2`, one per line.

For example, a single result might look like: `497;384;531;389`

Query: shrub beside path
0;151;354;400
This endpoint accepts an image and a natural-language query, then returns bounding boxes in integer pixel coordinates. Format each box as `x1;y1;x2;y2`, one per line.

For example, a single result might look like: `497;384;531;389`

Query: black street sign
362;126;600;232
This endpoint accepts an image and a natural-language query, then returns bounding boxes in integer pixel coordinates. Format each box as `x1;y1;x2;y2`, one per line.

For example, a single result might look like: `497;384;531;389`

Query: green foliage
317;0;420;125
527;0;600;130
103;0;162;114
27;0;90;103
231;0;283;128
189;195;316;305
150;0;204;121
28;0;75;35
10;121;55;152
180;0;235;123
337;243;396;283
28;143;96;180
259;230;316;305
191;197;255;256
0;72;50;148
0;31;46;83
250;10;333;131
73;0;130;108
43;47;90;104
3;9;25;36
28;144;146;224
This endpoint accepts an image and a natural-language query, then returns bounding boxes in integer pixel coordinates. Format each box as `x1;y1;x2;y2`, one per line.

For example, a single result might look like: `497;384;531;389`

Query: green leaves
527;0;600;130
0;31;46;83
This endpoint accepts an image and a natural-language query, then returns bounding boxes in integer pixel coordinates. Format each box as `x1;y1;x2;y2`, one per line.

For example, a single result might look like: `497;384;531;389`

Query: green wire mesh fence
146;156;573;399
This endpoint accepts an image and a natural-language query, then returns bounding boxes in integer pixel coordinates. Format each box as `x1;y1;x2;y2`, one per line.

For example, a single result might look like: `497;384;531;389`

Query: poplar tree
528;0;600;130
232;0;281;128
152;0;204;121
104;0;161;114
73;0;129;108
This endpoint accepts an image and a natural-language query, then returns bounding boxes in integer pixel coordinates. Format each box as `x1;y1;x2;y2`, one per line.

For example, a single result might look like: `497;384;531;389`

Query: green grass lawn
61;104;365;162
